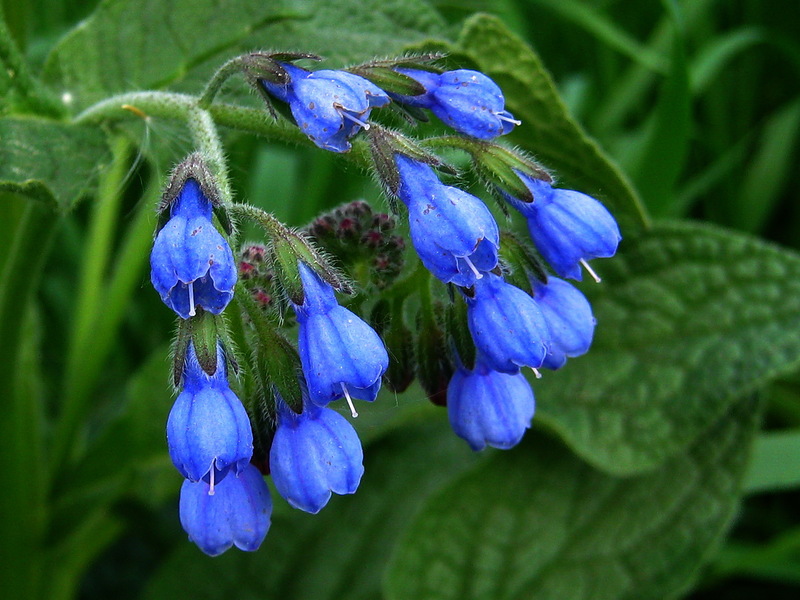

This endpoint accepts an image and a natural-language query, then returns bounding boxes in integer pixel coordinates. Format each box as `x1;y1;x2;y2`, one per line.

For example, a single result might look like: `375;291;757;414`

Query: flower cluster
147;52;622;557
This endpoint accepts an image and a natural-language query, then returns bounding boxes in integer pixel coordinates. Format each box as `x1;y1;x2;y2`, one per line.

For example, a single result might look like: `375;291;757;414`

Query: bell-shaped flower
533;276;596;369
261;62;390;153
392;68;519;139
447;359;535;451
507;174;621;281
269;396;364;514
167;342;254;483
294;262;389;409
466;273;550;373
395;155;499;287
150;178;237;318
179;463;272;556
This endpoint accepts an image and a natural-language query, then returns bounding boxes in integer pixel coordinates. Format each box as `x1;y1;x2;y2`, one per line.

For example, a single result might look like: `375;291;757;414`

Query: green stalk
0;199;59;600
52;137;131;472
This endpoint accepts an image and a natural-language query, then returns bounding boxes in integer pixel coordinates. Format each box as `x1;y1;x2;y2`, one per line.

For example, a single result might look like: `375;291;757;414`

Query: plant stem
52;137;131;474
197;54;250;109
0;198;59;600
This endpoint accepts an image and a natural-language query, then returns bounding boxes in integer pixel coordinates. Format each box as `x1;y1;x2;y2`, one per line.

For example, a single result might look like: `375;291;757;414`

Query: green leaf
0;117;110;211
537;221;800;475
143;417;483;600
385;395;759;600
743;430;800;494
452;14;648;235
44;0;445;112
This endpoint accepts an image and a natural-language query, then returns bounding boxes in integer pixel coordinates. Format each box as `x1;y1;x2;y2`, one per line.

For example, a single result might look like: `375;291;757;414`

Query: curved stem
198;55;250;109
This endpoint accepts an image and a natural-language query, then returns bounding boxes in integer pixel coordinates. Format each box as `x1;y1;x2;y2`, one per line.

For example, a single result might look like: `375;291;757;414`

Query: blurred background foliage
2;0;800;599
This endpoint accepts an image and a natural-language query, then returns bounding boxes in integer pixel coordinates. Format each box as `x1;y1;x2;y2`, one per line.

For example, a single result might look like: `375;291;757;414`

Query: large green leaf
537;221;800;475
0;117;110;211
385;395;759;600
453;14;648;235
44;0;445;112
142;417;482;600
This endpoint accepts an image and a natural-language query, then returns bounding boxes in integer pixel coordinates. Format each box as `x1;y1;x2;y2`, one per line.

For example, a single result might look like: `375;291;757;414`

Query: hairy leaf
385;396;759;600
44;0;445;112
0;117;109;211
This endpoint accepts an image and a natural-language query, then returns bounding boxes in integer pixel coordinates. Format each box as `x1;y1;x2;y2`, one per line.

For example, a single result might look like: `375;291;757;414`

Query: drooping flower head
270;394;364;514
261;62;390;153
293;262;389;410
392;68;519;139
167;342;254;485
150;177;237;318
447;358;536;451
507;174;621;281
465;273;550;374
395;154;499;287
179;463;272;556
532;276;596;370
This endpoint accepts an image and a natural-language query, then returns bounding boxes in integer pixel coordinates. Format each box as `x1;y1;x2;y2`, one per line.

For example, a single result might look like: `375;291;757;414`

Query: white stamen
339;109;371;130
188;280;197;316
531;367;542;379
496;112;522;126
208;464;216;496
580;259;602;283
341;383;359;418
463;255;483;280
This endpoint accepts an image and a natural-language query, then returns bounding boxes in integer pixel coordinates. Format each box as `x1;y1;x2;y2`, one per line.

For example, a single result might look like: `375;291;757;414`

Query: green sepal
171;317;193;388
498;231;548;291
189;309;220;376
366;125;454;197
269;227;351;305
445;293;474;371
156;153;227;233
236;282;304;415
347;66;426;96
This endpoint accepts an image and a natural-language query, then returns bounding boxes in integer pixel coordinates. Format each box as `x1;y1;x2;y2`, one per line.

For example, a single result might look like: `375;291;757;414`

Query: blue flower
167;342;253;483
392;68;519;139
269;396;364;514
150;178;237;319
261;62;390;153
294;262;389;409
179;463;272;556
447;359;535;451
395;154;499;286
532;276;595;370
466;273;550;373
507;175;621;281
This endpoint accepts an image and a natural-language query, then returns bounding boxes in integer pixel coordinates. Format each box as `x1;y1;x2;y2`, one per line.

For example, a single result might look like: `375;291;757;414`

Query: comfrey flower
179;463;272;556
392;68;519;139
167;342;254;485
532;276;595;370
270;395;364;514
150;178;237;318
260;62;390;153
395;154;499;287
466;273;550;374
506;174;621;281
293;262;389;414
447;358;536;451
